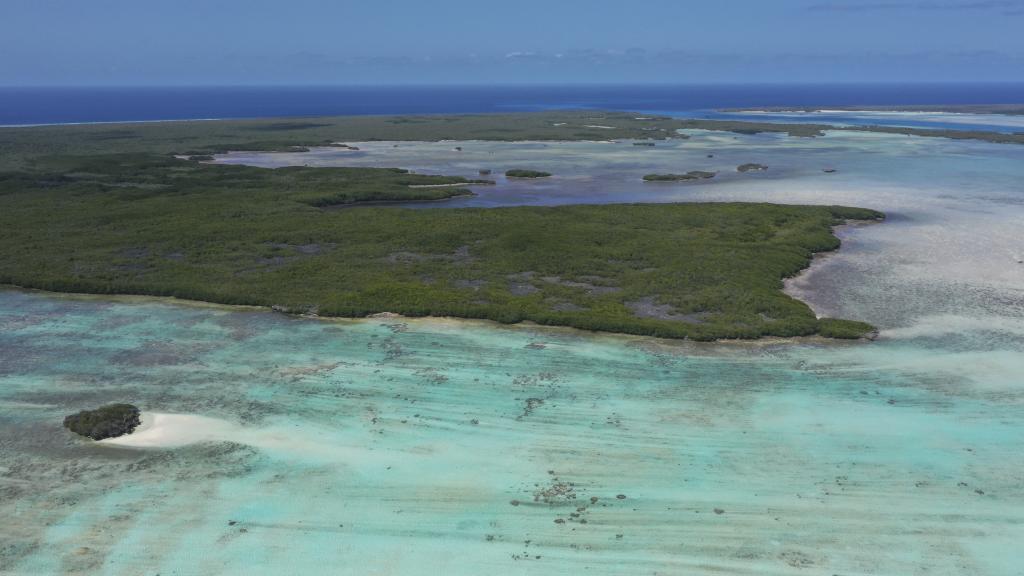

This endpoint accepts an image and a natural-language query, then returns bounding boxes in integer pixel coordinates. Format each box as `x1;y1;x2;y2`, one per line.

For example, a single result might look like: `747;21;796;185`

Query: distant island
643;171;716;182
0;110;894;341
506;169;552;178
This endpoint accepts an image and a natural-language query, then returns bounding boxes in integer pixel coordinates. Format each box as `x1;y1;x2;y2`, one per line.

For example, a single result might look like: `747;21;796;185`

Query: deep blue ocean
2;83;1024;126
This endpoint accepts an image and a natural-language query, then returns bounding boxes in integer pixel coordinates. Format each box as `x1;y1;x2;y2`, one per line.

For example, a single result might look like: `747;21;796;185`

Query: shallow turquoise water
2;291;1022;575
3;124;1024;574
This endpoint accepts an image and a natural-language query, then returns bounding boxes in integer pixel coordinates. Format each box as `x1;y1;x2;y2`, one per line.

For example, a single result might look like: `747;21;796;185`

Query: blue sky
3;0;1023;85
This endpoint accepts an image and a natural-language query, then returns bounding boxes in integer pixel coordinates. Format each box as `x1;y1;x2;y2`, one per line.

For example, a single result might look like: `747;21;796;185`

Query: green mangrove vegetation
0;110;895;340
0;149;881;340
6;154;492;208
505;169;552;178
63;404;141;440
643;171;717;182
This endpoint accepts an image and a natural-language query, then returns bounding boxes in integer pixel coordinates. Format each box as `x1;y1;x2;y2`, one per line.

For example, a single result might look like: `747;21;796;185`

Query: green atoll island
63;404;142;440
643;171;717;182
505;169;552;178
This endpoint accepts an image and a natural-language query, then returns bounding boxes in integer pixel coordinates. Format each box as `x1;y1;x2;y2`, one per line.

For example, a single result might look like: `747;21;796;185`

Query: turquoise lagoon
2;124;1024;575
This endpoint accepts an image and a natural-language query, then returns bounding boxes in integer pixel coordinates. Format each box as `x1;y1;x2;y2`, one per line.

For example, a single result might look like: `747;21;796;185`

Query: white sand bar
99;412;239;448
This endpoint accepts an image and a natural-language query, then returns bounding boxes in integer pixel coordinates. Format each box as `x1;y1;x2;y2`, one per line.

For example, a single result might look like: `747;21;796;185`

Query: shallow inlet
2;120;1024;575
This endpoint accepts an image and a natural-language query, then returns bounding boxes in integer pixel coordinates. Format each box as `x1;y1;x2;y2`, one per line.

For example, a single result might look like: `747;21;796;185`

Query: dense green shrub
0;111;893;341
506;169;552;178
0;151;882;341
643;171;716;181
63;404;141;440
816;318;877;339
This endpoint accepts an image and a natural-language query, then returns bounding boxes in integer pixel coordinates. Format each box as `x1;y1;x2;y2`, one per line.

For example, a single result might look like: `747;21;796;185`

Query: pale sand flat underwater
2;122;1023;575
99;413;237;449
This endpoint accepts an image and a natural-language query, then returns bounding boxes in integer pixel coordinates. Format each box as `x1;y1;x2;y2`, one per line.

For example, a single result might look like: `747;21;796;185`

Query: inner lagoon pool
2;121;1023;575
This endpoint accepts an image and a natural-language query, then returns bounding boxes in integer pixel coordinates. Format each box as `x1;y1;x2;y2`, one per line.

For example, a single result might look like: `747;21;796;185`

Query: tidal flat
2;115;1024;574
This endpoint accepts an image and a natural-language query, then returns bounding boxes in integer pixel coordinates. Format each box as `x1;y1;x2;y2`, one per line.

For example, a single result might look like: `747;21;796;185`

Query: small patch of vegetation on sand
506;169;552;179
63;404;141;440
643;171;717;182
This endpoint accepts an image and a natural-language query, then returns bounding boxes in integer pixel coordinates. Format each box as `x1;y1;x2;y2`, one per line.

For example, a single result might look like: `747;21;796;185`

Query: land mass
3;109;1023;174
722;104;1024;116
506;169;552;179
0;160;881;339
0;111;689;171
0;111;892;340
643;171;717;182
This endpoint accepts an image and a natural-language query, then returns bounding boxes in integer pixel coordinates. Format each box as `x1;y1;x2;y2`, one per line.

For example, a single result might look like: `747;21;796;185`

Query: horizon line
4;80;1024;90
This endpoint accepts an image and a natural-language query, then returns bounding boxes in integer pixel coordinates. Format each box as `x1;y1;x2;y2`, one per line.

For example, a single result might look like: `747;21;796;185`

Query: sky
2;0;1023;85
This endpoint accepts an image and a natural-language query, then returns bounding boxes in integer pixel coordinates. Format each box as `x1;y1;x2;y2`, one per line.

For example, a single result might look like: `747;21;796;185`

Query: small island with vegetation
738;163;768;172
643;171;717;182
506;169;552;179
63;404;142;440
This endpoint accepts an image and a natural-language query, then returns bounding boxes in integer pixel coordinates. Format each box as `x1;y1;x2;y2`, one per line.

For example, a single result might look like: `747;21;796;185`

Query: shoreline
1;111;885;342
0;285;866;354
783;219;883;329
